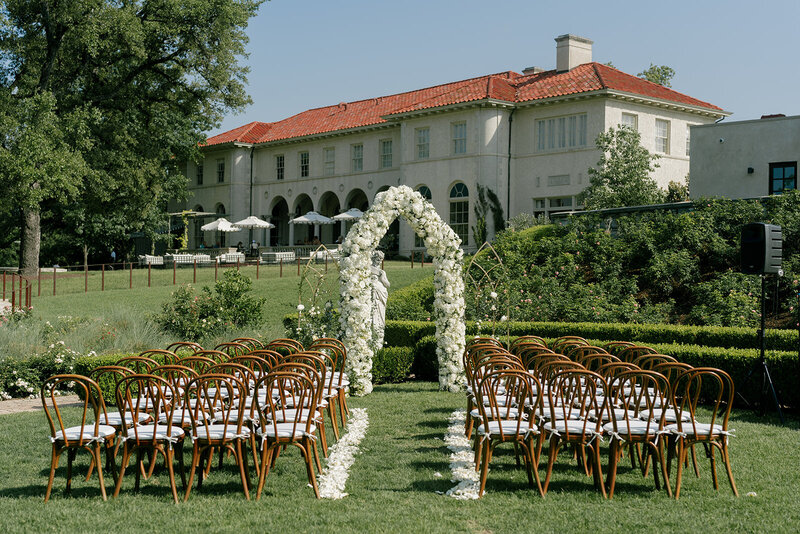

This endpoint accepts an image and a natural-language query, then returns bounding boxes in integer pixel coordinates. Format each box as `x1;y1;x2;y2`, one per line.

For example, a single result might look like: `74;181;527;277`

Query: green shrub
0;341;81;399
373;346;414;384
386;276;435;321
412;335;439;381
154;270;265;341
384;320;436;347
73;351;152;402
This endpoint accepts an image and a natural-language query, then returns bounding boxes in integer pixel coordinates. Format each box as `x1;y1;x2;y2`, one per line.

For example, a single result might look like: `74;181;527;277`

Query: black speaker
741;223;782;274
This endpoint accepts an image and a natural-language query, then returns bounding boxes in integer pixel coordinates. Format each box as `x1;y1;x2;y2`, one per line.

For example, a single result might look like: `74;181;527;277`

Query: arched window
449;183;469;246
415;186;433;247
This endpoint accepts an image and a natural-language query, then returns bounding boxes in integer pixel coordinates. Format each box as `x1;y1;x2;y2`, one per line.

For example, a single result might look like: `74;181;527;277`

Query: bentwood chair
254;370;321;499
603;370;672;498
668;367;738;498
233;337;265;350
194;350;230;364
113;374;186;503
214;342;250;358
139;349;179;365
116;356;158;374
177;355;217;375
41;375;116;501
541;369;606;497
474;369;544;497
166;341;203;355
308;339;350;424
184;374;252;501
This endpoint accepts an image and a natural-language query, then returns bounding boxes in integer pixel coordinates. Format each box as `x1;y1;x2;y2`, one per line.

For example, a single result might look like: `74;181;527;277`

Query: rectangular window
276;154;284;180
216;159;224;183
299;151;309;177
769;162;797;195
537;120;546;151
621;113;638;131
452;122;466;154
685;125;691;156
351;144;363;172
323;147;335;176
538;113;588;152
549;197;573;208
196;162;204;185
534;199;546;209
655;119;670;154
380;139;393;168
547;174;570;187
416;128;430;159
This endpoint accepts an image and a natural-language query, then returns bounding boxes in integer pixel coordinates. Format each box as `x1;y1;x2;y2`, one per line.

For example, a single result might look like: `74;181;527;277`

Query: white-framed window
276;154;284;180
536;113;588;152
415;185;432;247
216;159;225;183
547;175;570;187
449;182;469;245
621;113;638;131
685;125;691;156
380;139;393;168
299;151;309;177
416;127;430;159
196;162;204;185
533;198;546;218
323;147;335;176
351;144;363;172
655;119;670;154
452;122;466;154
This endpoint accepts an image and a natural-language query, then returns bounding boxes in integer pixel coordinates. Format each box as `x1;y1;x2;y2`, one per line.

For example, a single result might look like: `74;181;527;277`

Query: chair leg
255;444;274;500
658;438;672;498
176;441;187;491
327;400;340;440
236;441;251;500
165;447;179;504
721;443;739;497
301;439;320;498
94;444;108;501
527;439;544;497
591;441;606;499
542;436;560;496
478;441;492;497
44;446;61;502
113;444;132;499
709;443;719;490
65;448;77;494
183;443;201;502
606;439;619;499
249;433;261;479
674;440;687;499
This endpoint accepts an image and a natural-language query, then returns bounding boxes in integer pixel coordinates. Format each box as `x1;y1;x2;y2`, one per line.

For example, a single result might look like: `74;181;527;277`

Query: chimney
522;66;545;76
555;34;593;72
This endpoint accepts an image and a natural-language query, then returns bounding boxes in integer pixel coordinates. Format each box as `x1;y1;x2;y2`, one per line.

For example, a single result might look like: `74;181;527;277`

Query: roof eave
253;122;398;148
604;89;731;118
382;98;515;121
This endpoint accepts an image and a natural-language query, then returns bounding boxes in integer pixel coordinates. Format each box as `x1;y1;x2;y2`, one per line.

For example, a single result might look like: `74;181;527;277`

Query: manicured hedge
412;335;800;407
384;320;799;351
373;347;414;384
74;352;150;403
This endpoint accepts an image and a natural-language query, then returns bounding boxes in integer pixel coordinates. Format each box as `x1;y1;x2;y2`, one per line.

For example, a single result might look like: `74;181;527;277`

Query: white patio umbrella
200;217;238;232
232;215;275;229
290;211;334;225
332;208;364;221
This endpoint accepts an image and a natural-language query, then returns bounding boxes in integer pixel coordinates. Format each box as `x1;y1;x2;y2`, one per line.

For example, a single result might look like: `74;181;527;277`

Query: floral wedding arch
338;186;466;395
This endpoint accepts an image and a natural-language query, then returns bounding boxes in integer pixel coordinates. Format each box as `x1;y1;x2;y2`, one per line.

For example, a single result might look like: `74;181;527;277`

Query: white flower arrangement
443;409;481;499
339;185;466;395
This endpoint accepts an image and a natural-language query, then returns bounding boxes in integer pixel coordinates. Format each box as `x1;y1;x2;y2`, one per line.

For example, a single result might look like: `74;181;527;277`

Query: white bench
310;249;341;263
139;254;164;266
260;251;296;264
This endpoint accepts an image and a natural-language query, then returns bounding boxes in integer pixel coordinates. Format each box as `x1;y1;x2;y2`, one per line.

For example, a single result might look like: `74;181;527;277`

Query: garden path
0;395;80;415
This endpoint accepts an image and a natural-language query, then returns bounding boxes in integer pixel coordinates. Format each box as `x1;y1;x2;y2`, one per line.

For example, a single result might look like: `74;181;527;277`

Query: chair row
463;335;737;500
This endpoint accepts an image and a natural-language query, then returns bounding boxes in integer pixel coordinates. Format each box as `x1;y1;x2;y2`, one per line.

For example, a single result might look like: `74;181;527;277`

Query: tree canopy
578;126;664;210
0;0;262;274
637;63;676;87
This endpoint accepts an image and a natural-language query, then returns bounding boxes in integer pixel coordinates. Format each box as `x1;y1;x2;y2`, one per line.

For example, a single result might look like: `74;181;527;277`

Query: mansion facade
182;35;728;254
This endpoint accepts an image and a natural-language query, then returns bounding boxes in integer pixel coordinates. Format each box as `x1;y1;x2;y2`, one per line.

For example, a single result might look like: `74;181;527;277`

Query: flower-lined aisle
317;408;369;499
443;409;481;500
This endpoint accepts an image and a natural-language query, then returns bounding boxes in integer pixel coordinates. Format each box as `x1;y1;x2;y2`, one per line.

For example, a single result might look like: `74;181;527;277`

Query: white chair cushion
258;423;316;439
478;420;537;437
666;422;726;437
98;411;150;427
644;408;691;423
603;420;659;436
54;425;116;443
125;425;184;441
193;424;250;441
266;408;319;423
544;419;597;435
471;407;520;419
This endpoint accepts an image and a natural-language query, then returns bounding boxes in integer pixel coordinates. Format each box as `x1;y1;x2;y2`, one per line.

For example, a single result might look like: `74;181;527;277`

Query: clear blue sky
211;0;800;136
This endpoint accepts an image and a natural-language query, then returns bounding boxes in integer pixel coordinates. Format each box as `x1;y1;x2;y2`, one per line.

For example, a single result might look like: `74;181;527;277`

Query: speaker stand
738;275;785;424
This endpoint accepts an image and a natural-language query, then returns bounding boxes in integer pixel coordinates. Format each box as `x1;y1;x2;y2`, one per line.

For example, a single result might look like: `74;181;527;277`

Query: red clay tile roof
205;62;722;146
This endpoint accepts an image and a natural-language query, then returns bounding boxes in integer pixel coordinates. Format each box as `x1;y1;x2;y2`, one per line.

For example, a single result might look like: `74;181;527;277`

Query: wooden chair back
116;356;158;374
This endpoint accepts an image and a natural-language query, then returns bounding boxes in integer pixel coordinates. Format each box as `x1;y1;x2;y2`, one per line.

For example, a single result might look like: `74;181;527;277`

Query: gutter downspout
249;146;255;245
506;107;516;226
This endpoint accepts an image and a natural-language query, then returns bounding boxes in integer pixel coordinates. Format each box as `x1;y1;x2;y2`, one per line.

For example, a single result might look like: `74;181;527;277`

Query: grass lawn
0;382;797;533
28;260;431;334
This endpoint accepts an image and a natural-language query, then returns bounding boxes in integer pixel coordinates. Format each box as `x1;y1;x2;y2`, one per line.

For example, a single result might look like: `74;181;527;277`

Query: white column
289;223;295;246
